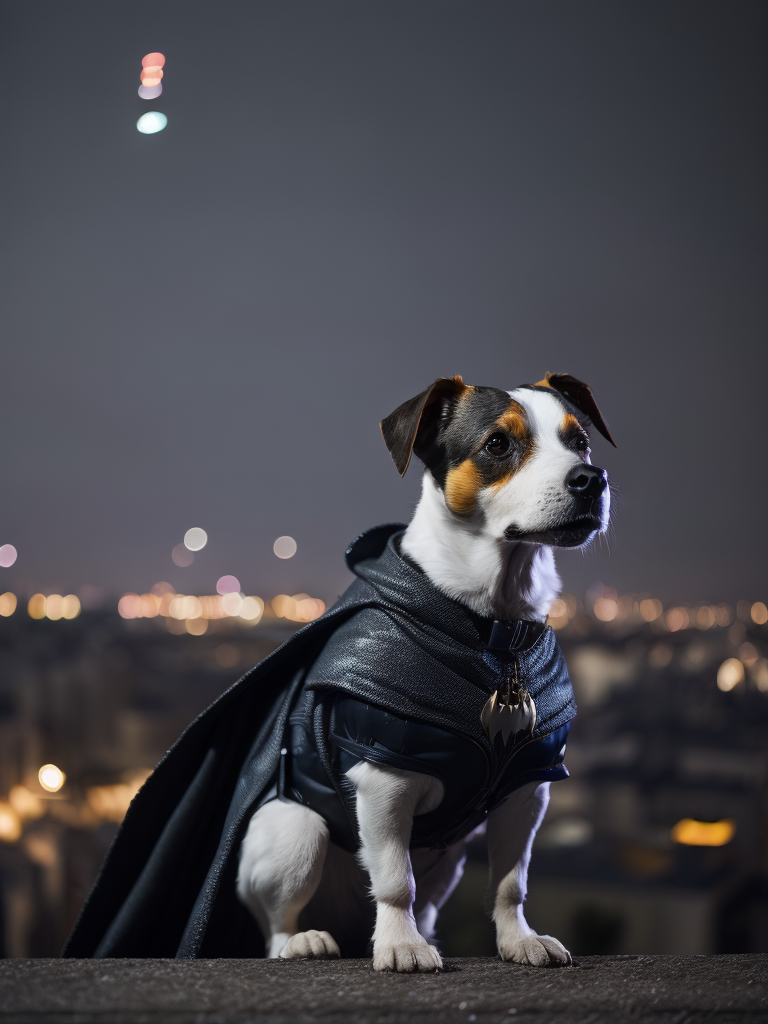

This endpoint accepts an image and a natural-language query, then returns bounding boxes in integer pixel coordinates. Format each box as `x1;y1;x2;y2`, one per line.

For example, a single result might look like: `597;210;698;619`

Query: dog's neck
401;473;560;623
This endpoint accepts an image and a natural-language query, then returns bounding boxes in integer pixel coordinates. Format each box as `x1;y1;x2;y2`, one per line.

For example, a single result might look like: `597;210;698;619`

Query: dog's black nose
565;464;608;499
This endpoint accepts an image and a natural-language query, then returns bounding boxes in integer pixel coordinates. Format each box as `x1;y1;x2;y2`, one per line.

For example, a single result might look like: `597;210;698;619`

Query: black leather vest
280;614;572;852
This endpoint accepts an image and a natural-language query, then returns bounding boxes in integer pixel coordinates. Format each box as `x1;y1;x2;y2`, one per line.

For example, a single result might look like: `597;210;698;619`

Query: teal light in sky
136;111;167;134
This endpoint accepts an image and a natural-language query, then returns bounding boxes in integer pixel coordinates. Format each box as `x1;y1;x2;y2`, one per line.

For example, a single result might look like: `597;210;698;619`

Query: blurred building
0;610;297;956
1;596;766;957
440;599;768;956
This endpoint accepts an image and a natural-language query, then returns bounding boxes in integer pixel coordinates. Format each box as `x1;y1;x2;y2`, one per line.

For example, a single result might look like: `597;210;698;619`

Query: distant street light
137;111;167;135
273;536;297;559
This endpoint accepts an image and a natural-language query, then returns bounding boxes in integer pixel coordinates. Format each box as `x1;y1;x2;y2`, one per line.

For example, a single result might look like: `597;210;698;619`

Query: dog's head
381;373;614;548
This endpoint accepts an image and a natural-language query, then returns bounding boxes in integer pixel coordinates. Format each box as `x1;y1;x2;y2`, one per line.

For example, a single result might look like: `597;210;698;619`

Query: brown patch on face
496;400;528;439
486;399;535;491
559;410;590;458
444;458;483;515
562;413;580;432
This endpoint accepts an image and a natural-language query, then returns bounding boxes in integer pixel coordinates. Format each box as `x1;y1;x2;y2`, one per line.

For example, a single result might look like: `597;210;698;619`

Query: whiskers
582;482;620;557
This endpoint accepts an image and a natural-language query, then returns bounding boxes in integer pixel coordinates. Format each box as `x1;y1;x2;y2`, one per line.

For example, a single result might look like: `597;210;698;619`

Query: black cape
63;524;576;959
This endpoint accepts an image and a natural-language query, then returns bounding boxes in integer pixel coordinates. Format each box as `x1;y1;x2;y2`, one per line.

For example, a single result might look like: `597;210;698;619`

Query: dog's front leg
487;781;571;966
347;761;443;972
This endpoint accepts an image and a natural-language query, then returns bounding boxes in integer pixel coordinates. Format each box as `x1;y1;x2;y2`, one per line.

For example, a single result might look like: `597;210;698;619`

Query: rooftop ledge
1;955;766;1024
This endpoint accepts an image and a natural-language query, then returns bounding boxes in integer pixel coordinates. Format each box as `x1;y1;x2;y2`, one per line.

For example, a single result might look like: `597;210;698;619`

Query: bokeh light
184;528;208;552
61;595;81;620
87;771;150;823
0;593;17;617
547;597;569;629
216;575;240;595
45;595;63;621
38;764;65;793
754;659;768;692
696;605;716;629
0;802;22;843
739;642;758;667
0;544;17;568
715;604;732;626
273;536;297;559
136;112;167;135
28;594;46;619
142;52;166;68
270;593;325;622
221;592;243;616
172;544;194;567
593;597;618;622
717;658;744;692
138;84;162;100
169;595;203;620
140;69;163;86
751;601;768;625
9;786;44;821
140;593;161;618
118;593;141;619
271;594;292;618
671;818;735;847
639;598;663;622
239;596;264;622
666;607;690;632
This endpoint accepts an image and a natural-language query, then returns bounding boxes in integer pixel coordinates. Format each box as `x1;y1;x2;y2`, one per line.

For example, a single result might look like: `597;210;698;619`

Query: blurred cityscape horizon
1;584;766;957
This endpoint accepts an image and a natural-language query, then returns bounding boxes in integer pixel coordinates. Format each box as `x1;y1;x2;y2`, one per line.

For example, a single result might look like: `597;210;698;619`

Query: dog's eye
484;432;510;456
573;435;590;453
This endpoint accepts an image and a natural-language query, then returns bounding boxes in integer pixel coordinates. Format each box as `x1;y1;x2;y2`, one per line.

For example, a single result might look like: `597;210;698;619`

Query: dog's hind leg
236;798;339;959
487;781;571;966
411;841;468;943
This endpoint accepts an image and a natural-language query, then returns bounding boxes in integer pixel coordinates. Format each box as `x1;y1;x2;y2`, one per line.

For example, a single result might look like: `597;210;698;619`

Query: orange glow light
0;801;22;843
142;52;166;68
671;818;735;847
140;72;163;87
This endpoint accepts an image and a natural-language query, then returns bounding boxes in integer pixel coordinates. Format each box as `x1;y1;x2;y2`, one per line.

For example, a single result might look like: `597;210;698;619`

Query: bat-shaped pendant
481;686;536;745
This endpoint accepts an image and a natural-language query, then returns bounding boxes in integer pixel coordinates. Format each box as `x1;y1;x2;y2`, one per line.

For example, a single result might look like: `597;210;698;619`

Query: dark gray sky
1;1;766;605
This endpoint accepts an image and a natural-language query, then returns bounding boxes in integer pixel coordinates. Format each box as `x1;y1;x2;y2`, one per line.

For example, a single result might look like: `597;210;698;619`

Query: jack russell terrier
236;372;614;972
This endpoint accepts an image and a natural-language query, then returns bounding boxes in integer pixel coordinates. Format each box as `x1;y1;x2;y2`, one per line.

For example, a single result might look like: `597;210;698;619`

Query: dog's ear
536;371;616;447
381;376;467;476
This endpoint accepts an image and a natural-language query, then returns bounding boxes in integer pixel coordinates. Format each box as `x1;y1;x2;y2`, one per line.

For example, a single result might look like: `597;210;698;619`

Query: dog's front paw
499;932;571;966
373;940;443;973
281;929;340;959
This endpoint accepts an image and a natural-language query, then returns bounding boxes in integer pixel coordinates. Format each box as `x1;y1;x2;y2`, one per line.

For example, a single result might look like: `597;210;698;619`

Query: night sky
1;1;766;606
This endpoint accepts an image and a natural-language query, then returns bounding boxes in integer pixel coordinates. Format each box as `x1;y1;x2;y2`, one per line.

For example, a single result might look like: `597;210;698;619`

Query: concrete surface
0;955;765;1023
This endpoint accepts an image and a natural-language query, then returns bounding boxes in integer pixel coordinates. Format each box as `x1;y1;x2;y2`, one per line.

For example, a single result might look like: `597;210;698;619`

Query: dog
236;373;613;972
